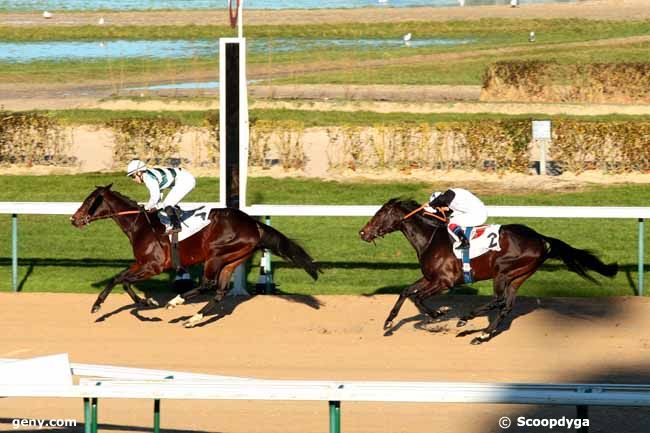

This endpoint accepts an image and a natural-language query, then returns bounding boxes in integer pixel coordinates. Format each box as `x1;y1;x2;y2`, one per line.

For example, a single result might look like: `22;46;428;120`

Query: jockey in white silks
126;159;196;234
426;188;488;250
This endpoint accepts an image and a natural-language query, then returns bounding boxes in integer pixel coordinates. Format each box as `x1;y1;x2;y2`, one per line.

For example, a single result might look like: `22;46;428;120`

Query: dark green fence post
12;214;18;292
91;398;98;433
639;218;645;296
154;399;161;433
83;398;91;433
329;401;341;433
265;216;273;294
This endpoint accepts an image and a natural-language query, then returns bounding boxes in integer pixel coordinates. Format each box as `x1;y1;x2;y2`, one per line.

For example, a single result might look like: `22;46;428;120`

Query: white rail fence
1;203;649;294
2;354;650;433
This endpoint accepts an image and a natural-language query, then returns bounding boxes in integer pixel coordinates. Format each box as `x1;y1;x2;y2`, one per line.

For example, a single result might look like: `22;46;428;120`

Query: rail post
154;399;161;433
91;398;98;433
265;216;274;294
329;400;341;433
639;218;645;296
83;398;91;433
11;213;18;292
576;405;589;433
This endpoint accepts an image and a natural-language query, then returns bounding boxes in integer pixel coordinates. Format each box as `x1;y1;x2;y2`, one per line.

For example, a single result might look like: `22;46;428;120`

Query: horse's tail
257;223;321;281
542;235;618;283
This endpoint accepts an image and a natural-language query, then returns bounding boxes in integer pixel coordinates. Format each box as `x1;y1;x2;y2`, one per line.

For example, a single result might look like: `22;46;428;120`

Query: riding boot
453;228;470;250
164;205;182;234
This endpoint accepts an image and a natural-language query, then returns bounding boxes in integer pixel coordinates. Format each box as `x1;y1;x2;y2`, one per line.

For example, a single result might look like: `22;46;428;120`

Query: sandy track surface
1;1;649;27
1;292;650;432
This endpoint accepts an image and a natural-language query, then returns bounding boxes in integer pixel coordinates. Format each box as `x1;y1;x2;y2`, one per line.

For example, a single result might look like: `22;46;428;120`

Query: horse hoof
166;295;185;310
183;314;203;328
145;298;159;307
456;319;467;328
470;337;483;345
91;304;101;314
383;320;393;330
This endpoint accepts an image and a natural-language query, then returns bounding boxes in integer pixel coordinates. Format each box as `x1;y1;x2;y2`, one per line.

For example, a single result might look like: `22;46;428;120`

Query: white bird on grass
403;32;412;47
98;16;105;25
42;11;52;19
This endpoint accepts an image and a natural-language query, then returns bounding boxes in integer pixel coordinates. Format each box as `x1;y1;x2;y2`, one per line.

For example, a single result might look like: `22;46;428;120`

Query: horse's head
359;198;412;242
70;184;115;228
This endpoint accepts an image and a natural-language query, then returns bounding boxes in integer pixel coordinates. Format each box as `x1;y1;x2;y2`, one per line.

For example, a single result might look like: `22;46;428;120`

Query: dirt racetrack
1;292;650;433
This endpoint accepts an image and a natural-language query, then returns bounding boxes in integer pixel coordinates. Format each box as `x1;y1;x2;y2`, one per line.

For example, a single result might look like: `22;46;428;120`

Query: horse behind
71;184;321;327
359;198;618;344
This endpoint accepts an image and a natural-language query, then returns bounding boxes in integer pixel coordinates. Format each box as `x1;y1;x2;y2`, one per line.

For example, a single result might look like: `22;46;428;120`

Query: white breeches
448;208;488;228
162;170;196;208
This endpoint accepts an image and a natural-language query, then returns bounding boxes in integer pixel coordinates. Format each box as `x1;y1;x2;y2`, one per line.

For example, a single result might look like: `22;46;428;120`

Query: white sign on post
532;120;552;175
532;120;551;140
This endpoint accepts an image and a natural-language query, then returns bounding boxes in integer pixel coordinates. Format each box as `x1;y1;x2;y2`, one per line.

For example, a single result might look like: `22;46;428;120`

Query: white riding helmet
429;191;442;202
126;159;147;177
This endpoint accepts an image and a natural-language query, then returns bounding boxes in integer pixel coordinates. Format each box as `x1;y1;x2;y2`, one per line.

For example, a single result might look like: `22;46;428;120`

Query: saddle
451;225;502;284
158;206;211;242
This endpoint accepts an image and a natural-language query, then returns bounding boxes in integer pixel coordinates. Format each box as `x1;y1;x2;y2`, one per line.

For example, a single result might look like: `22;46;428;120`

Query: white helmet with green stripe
126;159;147;177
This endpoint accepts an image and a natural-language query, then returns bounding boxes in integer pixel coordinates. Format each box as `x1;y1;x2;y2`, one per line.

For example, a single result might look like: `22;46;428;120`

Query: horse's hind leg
470;271;534;345
166;277;217;309
456;296;503;328
184;253;251;328
457;273;508;328
168;258;223;309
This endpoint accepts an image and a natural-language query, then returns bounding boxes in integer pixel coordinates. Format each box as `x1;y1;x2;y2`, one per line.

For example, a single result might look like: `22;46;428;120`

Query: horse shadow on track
369;283;631;342
90;268;322;326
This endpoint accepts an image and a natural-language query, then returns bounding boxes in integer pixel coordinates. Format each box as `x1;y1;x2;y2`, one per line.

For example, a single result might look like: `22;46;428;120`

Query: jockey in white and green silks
426;188;488;250
126;159;196;234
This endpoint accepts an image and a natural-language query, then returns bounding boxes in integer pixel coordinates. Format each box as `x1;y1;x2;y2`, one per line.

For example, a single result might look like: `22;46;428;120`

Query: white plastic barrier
2;354;650;433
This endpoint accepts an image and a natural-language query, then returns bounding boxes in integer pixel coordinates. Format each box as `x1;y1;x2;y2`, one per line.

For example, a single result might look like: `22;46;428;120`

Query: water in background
0;37;474;63
0;0;582;12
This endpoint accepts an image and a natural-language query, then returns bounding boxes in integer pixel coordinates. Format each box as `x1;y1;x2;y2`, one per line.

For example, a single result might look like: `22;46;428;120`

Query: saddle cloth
451;224;502;260
159;206;212;242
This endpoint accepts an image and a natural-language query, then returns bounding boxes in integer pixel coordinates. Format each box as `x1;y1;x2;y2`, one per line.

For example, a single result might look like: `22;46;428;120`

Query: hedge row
482;61;650;104
2;112;650;174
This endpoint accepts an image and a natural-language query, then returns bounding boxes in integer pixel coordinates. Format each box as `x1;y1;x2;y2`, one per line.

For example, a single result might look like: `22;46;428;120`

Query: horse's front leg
123;283;159;308
384;277;431;329
91;263;160;313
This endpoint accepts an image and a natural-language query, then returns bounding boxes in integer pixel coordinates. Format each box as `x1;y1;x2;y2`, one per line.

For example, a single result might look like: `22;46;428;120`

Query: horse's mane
387;197;443;228
105;188;139;208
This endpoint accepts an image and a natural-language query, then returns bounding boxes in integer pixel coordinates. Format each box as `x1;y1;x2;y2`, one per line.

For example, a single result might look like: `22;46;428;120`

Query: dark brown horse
71;184;320;327
359;198;618;344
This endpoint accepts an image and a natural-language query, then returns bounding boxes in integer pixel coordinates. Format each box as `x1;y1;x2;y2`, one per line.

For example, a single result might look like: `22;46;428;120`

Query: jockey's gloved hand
144;203;157;211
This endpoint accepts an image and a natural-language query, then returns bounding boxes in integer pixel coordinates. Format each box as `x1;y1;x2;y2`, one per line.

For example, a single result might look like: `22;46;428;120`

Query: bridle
82;209;142;225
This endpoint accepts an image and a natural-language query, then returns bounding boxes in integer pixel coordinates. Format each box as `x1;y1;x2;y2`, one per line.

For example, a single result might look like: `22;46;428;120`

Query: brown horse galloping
71;184;320;327
359;199;618;344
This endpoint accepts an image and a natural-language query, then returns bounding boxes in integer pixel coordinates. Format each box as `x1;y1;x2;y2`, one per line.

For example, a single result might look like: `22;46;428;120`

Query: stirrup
166;226;181;235
456;239;470;250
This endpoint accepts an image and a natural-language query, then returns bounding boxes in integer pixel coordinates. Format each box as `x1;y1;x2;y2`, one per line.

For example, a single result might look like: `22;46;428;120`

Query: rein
402;203;448;224
85;209;141;224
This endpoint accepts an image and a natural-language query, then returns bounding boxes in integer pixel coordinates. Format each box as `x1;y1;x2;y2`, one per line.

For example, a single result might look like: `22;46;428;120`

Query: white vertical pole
539;140;547;176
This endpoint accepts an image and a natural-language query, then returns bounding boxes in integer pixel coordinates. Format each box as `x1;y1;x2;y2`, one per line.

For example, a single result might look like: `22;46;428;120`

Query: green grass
3;19;650;86
0;175;648;299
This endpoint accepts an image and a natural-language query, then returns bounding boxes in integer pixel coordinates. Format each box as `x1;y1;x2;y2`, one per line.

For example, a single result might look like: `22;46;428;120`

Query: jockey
126;159;196;234
426;188;488;250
